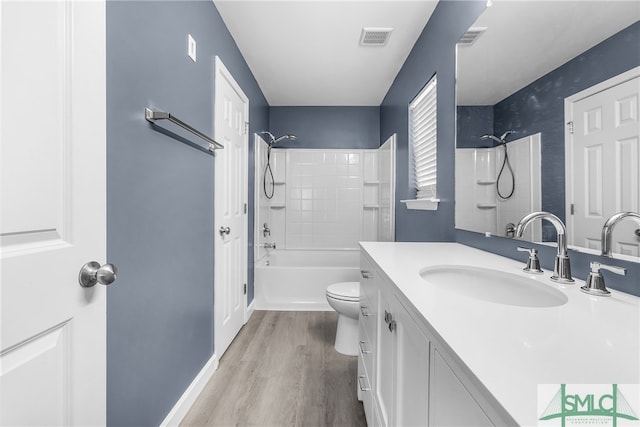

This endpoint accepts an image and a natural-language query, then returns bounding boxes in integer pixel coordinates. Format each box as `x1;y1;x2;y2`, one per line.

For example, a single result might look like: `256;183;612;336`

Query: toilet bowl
326;281;360;356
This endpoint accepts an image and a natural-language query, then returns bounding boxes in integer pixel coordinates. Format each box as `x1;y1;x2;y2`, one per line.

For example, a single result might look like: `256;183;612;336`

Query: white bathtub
254;249;361;311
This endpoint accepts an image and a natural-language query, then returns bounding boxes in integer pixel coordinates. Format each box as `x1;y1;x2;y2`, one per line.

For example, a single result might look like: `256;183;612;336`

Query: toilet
326;281;360;356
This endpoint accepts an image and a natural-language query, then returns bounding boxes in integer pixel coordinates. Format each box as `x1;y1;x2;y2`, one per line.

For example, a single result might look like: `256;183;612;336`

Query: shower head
260;131;276;144
260;131;297;146
480;134;503;144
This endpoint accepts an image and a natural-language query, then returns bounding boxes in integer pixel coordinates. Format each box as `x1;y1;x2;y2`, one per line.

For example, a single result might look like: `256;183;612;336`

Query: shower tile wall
255;144;394;254
285;150;366;249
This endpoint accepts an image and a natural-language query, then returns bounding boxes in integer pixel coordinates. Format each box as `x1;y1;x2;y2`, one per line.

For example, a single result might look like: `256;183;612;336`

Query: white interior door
567;69;640;255
214;57;248;359
0;1;107;425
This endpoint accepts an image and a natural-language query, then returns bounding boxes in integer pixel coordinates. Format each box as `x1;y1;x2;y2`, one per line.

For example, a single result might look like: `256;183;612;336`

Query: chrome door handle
219;226;231;236
79;261;117;287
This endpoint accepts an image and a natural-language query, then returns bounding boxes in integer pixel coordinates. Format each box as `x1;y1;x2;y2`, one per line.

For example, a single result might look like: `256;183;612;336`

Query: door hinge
244;122;249;135
567;121;574;134
570;203;575;215
244;203;247;214
243;283;247;295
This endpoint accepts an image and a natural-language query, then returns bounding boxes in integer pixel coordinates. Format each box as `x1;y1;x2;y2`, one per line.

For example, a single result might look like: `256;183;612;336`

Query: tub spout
515;211;573;283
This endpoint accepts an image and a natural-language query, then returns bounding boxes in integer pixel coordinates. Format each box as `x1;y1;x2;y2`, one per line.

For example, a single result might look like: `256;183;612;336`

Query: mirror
455;1;640;261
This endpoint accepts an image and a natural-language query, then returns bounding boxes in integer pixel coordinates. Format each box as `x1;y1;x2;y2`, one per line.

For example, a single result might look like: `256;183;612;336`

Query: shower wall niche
254;135;395;259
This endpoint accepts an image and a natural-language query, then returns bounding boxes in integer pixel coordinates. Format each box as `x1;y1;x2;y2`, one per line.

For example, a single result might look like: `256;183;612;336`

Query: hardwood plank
181;311;366;427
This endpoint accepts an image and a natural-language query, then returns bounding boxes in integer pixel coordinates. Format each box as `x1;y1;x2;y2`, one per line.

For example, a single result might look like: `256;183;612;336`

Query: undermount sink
419;265;569;308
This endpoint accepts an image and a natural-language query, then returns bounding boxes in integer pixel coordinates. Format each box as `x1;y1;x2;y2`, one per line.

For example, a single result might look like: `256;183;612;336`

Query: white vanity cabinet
359;249;496;427
391;295;431;426
429;349;493;426
374;286;430;427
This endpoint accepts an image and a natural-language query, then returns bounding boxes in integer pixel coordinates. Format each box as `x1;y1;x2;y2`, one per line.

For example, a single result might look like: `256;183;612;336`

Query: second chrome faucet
515;211;574;283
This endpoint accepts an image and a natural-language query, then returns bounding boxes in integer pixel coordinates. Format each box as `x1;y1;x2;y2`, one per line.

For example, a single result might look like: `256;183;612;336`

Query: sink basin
419;265;568;308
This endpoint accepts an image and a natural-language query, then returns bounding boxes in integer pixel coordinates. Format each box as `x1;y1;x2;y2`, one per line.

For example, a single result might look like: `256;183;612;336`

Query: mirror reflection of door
567;71;640;257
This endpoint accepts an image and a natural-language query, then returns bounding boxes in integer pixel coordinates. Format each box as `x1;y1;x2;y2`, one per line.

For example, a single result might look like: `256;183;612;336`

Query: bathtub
254;249;361;311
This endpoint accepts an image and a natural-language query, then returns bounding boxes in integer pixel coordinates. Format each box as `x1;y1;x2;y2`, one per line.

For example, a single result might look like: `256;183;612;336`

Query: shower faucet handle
516;246;543;274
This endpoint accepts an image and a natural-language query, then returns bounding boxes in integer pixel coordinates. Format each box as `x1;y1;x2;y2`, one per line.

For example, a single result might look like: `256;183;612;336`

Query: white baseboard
245;299;255;323
159;353;219;427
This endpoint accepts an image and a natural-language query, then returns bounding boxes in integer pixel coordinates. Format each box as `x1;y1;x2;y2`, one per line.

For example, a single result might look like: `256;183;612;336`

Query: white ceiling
214;1;438;106
457;1;640;106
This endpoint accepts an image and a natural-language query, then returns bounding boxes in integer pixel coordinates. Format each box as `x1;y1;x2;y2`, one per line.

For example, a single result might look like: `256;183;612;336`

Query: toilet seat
326;281;360;302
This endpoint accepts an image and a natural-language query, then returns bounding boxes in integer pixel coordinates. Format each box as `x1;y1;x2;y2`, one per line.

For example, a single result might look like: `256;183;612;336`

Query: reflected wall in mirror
455;0;640;261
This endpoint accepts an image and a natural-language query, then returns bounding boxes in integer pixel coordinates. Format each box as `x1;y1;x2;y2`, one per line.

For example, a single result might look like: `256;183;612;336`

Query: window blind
409;75;437;200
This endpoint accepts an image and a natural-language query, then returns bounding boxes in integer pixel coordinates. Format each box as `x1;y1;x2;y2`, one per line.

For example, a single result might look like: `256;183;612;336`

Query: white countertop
360;242;640;426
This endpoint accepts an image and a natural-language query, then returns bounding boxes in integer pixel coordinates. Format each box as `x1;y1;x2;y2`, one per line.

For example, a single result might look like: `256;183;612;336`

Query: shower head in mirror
273;134;297;144
480;131;515;145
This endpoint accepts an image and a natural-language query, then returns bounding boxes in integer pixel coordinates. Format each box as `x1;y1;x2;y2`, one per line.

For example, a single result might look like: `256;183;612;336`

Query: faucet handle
580;261;626;296
516;246;543;274
592;262;626;276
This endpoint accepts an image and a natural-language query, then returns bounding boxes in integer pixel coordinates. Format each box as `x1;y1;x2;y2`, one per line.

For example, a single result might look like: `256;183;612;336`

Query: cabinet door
376;285;396;427
430;349;494;427
395;296;430;426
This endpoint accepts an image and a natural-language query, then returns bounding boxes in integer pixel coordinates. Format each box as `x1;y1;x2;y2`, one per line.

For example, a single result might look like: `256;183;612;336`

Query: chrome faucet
601;212;640;257
515;212;574;283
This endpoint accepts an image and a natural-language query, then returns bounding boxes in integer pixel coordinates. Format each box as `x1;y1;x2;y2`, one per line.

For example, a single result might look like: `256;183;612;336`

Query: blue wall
269;106;380;149
456;105;494;148
380;0;486;242
106;1;267;425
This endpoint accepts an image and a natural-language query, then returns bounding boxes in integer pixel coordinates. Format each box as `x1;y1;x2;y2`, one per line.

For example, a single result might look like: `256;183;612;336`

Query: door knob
219;226;231;236
79;261;118;288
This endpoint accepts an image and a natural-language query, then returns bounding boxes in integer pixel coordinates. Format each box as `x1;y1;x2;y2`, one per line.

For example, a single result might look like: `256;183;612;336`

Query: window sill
401;198;440;211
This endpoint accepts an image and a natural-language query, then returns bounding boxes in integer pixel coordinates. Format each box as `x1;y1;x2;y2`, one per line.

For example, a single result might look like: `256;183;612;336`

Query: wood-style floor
181;311;367;427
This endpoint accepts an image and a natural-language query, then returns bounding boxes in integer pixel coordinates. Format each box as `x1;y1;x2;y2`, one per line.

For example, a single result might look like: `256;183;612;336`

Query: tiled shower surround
286;150;365;249
255;141;394;253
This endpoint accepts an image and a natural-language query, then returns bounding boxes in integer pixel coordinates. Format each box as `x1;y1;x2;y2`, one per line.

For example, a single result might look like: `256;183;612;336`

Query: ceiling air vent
458;27;487;46
360;27;393;46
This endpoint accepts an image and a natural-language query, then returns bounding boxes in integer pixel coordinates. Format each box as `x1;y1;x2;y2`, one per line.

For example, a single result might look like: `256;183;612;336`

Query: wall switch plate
188;34;196;62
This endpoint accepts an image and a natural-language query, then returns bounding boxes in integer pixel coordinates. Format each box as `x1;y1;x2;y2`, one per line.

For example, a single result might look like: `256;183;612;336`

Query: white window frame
402;74;440;210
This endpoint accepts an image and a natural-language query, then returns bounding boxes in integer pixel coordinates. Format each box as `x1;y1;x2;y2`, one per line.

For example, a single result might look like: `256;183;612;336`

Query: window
404;74;439;210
